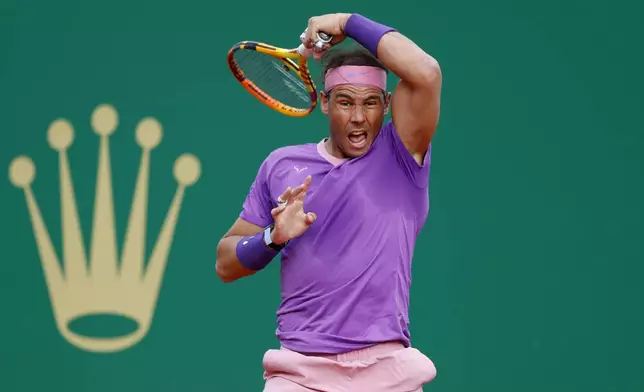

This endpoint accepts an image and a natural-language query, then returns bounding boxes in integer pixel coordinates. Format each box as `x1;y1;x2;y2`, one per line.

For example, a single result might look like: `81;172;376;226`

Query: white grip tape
297;44;312;57
300;30;329;50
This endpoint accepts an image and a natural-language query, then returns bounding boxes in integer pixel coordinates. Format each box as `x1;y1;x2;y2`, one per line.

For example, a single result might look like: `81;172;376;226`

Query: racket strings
234;50;312;109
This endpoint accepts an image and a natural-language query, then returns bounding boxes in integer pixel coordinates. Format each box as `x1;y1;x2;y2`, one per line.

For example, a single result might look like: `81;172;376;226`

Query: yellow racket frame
227;41;319;117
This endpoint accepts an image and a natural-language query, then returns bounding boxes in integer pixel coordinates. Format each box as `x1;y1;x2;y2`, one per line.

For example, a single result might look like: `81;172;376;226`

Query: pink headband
324;65;387;93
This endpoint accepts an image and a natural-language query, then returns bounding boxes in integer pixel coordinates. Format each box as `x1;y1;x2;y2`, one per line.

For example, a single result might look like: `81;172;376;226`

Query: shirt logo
294;165;307;173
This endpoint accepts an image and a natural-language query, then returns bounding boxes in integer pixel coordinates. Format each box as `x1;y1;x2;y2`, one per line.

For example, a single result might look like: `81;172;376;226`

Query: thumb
271;204;286;218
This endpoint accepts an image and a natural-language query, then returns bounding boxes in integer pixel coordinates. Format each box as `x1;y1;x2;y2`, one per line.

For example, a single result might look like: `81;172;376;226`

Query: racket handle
299;30;334;52
317;32;333;43
297;44;314;57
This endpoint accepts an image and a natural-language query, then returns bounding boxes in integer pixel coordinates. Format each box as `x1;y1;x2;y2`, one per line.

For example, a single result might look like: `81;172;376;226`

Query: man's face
321;84;390;159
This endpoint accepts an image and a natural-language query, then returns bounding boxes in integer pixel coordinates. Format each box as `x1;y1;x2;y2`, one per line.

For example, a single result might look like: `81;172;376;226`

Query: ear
384;92;392;115
320;91;330;115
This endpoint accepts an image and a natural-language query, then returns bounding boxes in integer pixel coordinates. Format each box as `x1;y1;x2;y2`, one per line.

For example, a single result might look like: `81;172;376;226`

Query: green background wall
1;0;642;391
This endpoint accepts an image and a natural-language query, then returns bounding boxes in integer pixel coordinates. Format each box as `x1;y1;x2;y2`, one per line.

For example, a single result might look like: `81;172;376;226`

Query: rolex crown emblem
8;104;201;353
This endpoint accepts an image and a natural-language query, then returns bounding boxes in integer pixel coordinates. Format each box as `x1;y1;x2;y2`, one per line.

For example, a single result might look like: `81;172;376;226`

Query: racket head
227;41;319;117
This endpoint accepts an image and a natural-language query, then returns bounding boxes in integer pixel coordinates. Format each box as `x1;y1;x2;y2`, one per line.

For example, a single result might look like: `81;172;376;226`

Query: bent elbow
423;58;442;85
412;56;441;87
215;262;236;283
215;240;236;283
215;235;256;283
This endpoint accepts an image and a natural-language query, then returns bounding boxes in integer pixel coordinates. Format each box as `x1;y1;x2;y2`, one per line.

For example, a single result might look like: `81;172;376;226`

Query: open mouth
348;131;368;149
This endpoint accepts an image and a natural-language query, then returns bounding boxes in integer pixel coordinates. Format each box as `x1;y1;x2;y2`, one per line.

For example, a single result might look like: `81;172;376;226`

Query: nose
350;104;366;124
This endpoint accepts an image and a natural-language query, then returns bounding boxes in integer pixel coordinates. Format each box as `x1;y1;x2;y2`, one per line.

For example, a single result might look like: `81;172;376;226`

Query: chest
267;155;428;225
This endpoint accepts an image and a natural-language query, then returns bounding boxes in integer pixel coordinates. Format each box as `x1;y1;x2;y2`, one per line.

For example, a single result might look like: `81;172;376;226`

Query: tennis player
216;12;442;392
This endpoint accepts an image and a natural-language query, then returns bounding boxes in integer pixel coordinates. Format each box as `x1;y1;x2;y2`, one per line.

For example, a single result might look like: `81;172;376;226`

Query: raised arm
345;14;441;164
379;34;441;164
305;13;442;165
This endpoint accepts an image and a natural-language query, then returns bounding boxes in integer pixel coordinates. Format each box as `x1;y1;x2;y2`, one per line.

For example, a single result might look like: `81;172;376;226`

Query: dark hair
319;45;388;83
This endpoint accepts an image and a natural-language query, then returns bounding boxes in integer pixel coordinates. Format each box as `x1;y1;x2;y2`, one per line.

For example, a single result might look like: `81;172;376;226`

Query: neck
325;137;346;160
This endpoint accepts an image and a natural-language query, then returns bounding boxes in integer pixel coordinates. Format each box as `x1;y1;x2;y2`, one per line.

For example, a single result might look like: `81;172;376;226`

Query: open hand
270;175;317;244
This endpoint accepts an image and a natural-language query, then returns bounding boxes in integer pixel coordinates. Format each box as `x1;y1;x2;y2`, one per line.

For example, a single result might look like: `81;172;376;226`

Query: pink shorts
262;341;437;392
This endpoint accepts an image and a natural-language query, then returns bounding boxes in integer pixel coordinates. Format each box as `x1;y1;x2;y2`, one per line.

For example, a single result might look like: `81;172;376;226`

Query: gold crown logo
8;104;201;353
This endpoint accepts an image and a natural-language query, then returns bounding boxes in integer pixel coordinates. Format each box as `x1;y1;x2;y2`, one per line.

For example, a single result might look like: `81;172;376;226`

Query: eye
365;101;378;107
338;101;352;107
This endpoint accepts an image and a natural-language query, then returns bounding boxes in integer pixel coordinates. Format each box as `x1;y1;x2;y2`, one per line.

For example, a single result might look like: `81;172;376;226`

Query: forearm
215;236;254;283
340;13;441;86
215;228;282;283
377;33;440;85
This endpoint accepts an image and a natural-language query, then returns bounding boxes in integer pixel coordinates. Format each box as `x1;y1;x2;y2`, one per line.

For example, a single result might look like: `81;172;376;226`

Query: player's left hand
302;13;351;59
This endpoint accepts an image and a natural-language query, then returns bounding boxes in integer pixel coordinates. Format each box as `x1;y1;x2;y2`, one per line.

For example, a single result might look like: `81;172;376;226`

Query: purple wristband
235;229;279;271
343;14;397;57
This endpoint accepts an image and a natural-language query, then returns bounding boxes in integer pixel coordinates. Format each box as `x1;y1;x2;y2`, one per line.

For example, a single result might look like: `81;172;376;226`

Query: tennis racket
227;32;333;117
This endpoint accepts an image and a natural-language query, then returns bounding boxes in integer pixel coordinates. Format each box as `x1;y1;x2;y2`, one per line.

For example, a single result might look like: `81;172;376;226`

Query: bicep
390;71;442;163
223;217;264;238
239;159;275;228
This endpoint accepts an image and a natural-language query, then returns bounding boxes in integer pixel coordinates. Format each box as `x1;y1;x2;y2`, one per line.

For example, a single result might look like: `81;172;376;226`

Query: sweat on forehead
324;65;387;93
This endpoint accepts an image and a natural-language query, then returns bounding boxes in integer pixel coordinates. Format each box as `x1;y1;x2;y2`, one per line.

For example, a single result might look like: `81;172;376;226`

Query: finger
278;186;292;205
295;190;307;202
289;184;306;201
271;204;286;217
312;36;331;56
304;22;318;48
305;212;317;225
290;176;312;200
301;30;313;48
299;175;312;192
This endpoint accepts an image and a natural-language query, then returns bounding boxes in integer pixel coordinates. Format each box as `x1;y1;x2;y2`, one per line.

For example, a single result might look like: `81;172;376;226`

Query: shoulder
375;119;432;188
257;142;319;176
266;143;317;161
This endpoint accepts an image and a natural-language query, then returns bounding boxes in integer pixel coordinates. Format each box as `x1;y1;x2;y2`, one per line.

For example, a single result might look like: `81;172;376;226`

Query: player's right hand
270;175;317;245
